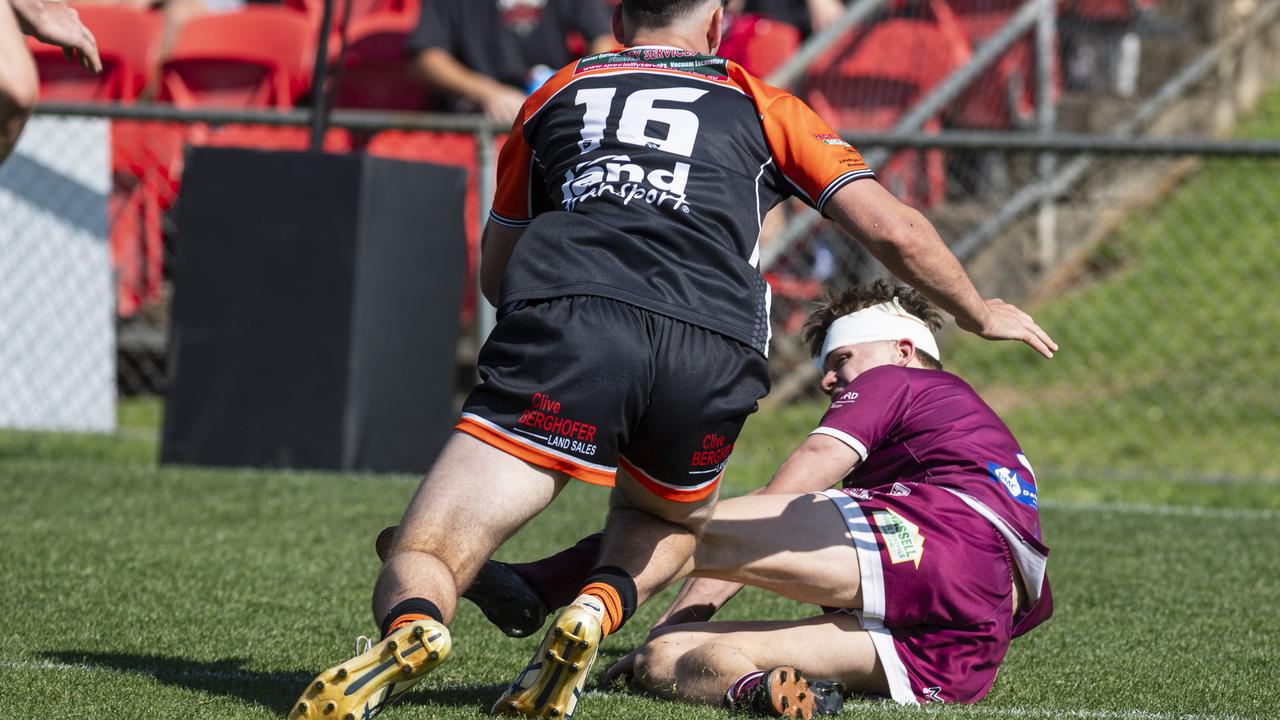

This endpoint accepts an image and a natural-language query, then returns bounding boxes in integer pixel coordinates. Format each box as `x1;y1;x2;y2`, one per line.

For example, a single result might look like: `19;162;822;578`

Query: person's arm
646;434;859;631
805;0;845;34
480;98;542;305
0;0;38;162
411;48;525;125
11;0;100;72
824;179;1057;358
480;221;524;307
739;79;1058;359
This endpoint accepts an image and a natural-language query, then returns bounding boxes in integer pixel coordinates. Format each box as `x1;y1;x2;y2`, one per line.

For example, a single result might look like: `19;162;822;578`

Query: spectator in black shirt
407;0;614;124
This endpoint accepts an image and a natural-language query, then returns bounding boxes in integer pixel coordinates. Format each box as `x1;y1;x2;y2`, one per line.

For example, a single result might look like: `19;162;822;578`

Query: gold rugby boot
290;619;451;720
491;604;602;718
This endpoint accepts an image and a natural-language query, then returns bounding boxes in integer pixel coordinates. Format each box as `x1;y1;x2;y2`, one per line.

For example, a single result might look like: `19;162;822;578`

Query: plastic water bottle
525;65;554;95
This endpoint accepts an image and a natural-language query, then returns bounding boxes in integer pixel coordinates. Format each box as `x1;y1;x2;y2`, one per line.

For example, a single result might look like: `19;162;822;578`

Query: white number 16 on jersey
574;86;709;157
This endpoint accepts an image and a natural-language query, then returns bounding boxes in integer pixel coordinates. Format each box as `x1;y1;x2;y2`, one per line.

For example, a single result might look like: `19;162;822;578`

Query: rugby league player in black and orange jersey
290;2;1056;719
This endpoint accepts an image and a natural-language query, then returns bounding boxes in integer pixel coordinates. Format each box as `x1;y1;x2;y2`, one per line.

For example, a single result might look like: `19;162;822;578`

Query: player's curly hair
622;0;727;28
801;280;945;370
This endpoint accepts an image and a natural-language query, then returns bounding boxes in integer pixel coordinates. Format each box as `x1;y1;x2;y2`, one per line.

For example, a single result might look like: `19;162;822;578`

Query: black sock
580;565;638;634
379;597;444;639
509;532;603;611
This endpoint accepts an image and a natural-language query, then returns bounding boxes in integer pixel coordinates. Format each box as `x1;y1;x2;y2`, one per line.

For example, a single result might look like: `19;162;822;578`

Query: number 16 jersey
489;46;876;356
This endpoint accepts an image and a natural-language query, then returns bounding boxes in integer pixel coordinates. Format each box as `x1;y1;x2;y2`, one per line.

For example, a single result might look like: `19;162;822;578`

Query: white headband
814;298;940;370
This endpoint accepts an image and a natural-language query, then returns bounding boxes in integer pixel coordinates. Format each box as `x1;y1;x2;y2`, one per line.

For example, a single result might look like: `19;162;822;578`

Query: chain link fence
1;0;1276;483
760;144;1280;484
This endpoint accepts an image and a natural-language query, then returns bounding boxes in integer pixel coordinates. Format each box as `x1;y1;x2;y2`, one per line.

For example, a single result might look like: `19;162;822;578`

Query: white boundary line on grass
1040;499;1279;521
2;659;1252;720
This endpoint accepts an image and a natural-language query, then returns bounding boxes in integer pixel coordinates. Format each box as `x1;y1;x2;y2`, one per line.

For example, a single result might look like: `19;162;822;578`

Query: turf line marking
1040;499;1278;521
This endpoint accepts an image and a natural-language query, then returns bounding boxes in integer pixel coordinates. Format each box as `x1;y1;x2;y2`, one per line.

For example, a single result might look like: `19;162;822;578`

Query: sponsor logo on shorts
514;392;600;458
830;391;858;409
872;509;925;569
888;482;911;497
690;432;734;473
986;462;1039;509
845;487;872;500
922;686;945;703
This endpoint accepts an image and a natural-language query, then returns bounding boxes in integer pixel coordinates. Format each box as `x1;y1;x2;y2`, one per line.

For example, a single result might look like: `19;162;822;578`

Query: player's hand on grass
602;647;638;688
958;298;1058;359
12;0;100;73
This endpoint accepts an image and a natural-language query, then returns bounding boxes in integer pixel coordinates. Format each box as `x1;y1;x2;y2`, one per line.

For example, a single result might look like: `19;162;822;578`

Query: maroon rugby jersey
812;365;1052;635
489;46;876;355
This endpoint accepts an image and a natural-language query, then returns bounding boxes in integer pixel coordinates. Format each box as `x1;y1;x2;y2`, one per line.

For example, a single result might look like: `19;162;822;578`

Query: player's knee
673;642;742;685
631;637;689;693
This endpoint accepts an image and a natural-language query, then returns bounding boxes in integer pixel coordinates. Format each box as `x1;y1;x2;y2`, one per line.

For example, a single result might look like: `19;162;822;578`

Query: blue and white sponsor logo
986;462;1038;509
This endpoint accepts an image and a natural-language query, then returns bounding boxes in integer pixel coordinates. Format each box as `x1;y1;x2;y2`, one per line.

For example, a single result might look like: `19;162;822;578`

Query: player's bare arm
648;424;869;627
480;222;525;307
825;179;1058;359
0;0;38;163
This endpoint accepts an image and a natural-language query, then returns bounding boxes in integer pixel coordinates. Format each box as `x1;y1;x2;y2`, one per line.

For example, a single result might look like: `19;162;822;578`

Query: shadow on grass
39;650;510;714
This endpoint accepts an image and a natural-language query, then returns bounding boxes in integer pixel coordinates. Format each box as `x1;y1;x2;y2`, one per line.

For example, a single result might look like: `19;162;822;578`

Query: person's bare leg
689;492;863;607
630;614;888;705
292;433;569;720
493;469;717;718
373;432;569;624
594;476;716;606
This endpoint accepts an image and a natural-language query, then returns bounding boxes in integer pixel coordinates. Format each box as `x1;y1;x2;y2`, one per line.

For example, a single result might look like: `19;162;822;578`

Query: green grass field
4;66;1278;720
1;404;1277;720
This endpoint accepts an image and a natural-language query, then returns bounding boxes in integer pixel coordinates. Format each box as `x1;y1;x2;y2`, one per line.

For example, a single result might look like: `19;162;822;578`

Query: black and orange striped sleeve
760;93;877;214
489;120;536;229
489;63;583;228
732;65;876;215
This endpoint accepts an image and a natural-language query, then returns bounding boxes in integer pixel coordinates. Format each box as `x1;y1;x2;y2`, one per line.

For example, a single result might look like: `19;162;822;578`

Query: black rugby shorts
456;295;770;502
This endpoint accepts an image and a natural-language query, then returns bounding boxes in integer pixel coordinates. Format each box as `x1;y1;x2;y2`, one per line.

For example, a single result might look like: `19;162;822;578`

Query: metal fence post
476;128;497;350
1036;0;1059;271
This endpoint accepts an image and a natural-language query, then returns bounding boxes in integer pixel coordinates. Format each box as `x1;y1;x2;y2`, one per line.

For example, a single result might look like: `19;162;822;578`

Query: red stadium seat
110;121;187;317
25;6;162;102
935;0;1057;130
334;12;432;110
763;271;823;335
1067;0;1159;23
285;0;420;28
805;19;961;207
718;14;802;78
364;130;486;326
158;6;315;109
